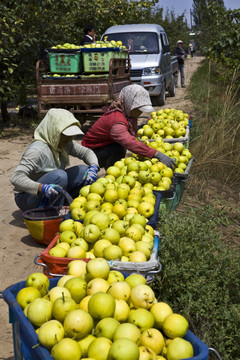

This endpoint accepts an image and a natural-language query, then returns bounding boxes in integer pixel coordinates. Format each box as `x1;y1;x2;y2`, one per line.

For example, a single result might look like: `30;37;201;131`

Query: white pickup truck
102;24;178;106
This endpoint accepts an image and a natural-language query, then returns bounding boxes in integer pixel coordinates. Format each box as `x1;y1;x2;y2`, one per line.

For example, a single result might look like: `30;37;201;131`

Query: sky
158;0;240;26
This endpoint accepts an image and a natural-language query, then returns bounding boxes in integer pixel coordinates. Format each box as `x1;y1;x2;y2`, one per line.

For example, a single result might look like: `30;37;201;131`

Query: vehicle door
159;31;172;85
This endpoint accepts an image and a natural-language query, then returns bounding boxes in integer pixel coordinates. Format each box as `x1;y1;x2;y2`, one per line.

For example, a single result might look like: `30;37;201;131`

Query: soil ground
0;56;204;359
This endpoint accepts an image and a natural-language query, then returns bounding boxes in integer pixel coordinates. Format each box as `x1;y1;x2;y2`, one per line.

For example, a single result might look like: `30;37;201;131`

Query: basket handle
55;186;73;206
208;348;223;360
34;255;64;278
147;262;162;275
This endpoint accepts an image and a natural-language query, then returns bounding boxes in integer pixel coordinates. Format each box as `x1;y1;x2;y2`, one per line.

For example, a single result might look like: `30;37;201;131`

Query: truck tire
156;86;166;106
168;75;176;97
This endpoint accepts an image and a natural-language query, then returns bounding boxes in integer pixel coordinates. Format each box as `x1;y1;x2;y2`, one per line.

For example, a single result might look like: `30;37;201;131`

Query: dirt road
0;56;204;359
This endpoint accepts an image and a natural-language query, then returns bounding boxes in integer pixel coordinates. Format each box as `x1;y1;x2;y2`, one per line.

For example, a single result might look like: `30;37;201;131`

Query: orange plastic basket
22;187;73;245
23;206;70;245
35;235;90;277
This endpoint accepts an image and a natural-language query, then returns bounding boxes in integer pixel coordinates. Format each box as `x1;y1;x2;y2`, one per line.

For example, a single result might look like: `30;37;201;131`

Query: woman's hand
84;164;99;185
40;184;59;198
155;152;176;169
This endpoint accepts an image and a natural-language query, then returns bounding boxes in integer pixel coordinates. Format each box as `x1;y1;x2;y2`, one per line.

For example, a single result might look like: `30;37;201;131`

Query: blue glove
41;184;59;198
84;164;99;185
155;152;176;170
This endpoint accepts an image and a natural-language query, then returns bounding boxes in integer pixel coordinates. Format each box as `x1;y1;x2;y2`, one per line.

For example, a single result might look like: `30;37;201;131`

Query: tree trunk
0;101;11;125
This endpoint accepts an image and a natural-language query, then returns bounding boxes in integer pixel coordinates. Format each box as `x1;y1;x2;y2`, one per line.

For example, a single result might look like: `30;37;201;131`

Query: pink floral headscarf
109;84;153;118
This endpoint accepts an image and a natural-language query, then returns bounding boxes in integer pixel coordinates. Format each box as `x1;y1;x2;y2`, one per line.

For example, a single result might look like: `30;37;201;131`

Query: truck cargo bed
36;57;131;114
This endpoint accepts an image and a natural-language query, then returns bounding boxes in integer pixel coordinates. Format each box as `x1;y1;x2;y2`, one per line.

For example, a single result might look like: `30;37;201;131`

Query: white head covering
119;84;154;118
34;108;82;166
62;125;83;136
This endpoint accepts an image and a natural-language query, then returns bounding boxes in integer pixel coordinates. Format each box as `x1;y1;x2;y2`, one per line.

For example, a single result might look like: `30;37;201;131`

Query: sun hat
177;40;183;44
62;125;84;136
138;105;155;113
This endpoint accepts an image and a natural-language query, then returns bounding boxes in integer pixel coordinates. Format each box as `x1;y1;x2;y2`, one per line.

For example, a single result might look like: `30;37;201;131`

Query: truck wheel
168;76;176;97
156;86;166;106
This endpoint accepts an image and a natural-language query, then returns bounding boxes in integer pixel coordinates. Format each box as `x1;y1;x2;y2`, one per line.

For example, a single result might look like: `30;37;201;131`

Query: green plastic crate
159;194;175;211
160;179;187;211
115;50;128;59
82;48;116;73
48;51;83;74
171;179;186;210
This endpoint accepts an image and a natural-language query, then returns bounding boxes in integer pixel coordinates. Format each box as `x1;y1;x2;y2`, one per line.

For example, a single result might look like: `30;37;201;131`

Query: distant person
80;24;95;46
127;38;134;52
174;40;187;88
189;43;194;58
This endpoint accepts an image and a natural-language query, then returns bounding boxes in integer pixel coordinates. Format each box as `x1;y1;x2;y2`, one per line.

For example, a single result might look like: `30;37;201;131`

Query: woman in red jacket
82;84;175;170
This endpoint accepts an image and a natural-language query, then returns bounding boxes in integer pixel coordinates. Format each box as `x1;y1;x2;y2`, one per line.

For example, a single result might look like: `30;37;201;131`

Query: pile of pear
46;74;77;78
51;40;125;50
48;155;179;262
49;195;156;263
133;141;192;174
137;108;189;140
15;262;194;360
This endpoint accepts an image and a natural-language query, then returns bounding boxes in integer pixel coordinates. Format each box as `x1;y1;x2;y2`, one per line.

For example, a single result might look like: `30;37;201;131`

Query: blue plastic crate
147;190;162;229
3;278;209;360
185;331;209;360
3;279;57;360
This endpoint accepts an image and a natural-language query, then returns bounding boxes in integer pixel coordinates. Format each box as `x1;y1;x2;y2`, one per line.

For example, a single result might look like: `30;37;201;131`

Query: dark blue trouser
93;143;126;169
15;165;88;211
175;63;185;87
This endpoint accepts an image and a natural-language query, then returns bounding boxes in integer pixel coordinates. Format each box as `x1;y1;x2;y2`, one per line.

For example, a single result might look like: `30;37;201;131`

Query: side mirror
163;44;170;53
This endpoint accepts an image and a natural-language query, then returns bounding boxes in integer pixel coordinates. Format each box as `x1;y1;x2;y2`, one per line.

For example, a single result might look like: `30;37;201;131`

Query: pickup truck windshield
103;32;159;54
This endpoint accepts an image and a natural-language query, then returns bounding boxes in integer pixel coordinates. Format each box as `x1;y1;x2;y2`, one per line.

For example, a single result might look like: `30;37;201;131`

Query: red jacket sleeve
110;123;157;158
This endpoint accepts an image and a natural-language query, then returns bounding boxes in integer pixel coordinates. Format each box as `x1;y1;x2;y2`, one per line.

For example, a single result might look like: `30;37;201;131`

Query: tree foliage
0;0;158;121
205;5;240;70
150;6;190;52
192;0;224;29
192;1;240;71
1;0;239;123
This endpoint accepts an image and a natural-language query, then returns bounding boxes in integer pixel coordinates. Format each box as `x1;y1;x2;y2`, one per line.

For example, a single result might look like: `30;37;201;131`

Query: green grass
187;59;240;188
154;60;240;360
155;206;240;360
